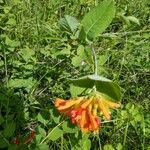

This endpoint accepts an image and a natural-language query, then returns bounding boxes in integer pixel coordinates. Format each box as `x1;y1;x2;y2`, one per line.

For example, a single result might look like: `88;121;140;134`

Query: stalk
91;47;98;75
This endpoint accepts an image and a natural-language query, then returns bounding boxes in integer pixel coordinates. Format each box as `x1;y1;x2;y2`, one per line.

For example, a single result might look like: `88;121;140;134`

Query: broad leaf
126;16;140;25
37;111;49;125
20;47;35;62
3;121;16;137
47;127;63;141
8;78;36;90
59;15;79;33
71;56;83;67
104;144;115;150
37;126;46;137
81;0;115;39
69;74;121;101
70;85;86;97
37;144;49;150
78;134;91;150
62;121;78;133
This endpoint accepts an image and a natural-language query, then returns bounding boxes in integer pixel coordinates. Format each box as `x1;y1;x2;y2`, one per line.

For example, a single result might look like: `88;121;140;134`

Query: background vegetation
0;0;150;149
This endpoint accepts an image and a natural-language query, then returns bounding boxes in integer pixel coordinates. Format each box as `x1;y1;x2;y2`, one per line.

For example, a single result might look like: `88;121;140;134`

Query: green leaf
78;27;87;41
37;111;49;125
104;144;115;150
49;108;61;124
8;144;21;150
59;15;79;33
0;60;4;67
70;85;86;97
71;56;83;67
37;144;49;150
3;121;16;137
20;47;35;62
3;6;11;13
71;45;87;67
0;138;7;148
116;143;123;150
78;135;91;150
8;78;36;90
98;55;108;66
0;115;4;125
77;45;85;56
8;145;17;150
47;127;63;141
5;36;20;48
69;74;121;101
126;16;140;25
81;0;115;39
8;144;28;150
37;126;46;137
6;18;16;25
81;139;91;150
53;44;71;57
35;135;43;144
62;121;78;133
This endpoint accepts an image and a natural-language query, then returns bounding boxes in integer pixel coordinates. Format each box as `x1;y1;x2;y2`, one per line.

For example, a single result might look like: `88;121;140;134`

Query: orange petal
81;98;93;109
97;100;111;120
88;107;99;131
88;103;92;113
55;98;66;107
93;103;98;116
81;127;89;133
103;99;121;108
57;98;82;111
90;115;99;130
80;109;86;128
57;100;76;110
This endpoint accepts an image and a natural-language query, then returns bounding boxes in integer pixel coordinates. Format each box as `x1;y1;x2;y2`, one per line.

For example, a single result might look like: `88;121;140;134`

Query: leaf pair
70;74;121;102
59;0;116;40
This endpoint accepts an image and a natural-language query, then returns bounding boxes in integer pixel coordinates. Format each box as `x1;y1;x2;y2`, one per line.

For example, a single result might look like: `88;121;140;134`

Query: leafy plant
0;0;149;149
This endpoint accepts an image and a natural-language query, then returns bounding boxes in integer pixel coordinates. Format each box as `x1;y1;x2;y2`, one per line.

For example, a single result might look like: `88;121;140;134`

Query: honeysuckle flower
55;93;121;133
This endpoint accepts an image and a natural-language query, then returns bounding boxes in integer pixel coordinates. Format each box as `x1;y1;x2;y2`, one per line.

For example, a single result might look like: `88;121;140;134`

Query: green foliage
80;0;116;40
70;74;121;101
59;15;79;33
3;121;16;138
0;0;150;149
47;127;63;141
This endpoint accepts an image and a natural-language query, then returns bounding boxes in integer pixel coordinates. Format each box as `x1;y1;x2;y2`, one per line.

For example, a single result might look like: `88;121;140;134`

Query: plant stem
91;47;98;75
123;122;129;147
61;135;63;150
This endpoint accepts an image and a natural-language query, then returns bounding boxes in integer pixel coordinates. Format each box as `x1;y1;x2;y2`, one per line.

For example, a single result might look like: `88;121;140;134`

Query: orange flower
55;93;121;133
96;95;121;120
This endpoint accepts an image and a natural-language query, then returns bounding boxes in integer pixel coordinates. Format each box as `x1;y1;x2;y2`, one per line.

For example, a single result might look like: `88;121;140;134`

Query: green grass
0;0;150;149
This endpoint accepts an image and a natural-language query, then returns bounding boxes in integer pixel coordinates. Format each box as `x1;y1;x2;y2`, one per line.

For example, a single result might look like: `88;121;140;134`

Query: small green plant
0;0;149;149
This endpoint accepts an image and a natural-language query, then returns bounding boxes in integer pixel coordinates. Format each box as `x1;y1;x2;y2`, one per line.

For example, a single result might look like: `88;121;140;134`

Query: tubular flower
55;93;121;133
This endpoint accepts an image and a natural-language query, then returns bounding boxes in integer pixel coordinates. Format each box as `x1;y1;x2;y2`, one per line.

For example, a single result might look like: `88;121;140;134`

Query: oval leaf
81;0;115;39
47;127;63;141
59;15;79;33
126;16;140;25
69;74;121;101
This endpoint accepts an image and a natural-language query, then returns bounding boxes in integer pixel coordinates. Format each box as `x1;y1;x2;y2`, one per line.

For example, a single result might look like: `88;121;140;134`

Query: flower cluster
55;93;121;133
